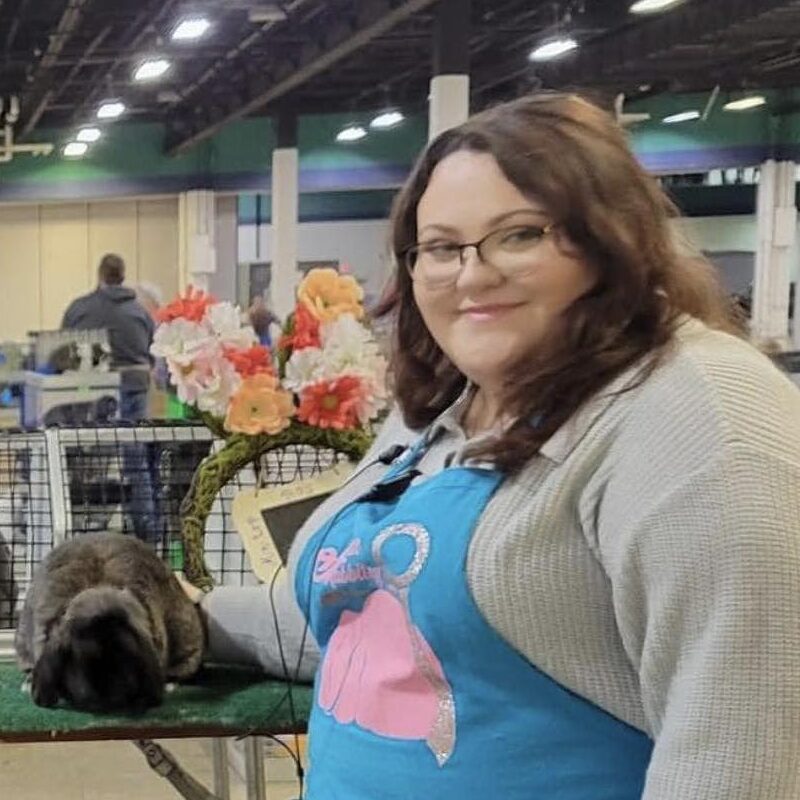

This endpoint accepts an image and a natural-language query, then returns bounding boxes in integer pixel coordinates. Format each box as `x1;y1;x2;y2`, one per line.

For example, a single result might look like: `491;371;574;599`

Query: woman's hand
174;571;207;604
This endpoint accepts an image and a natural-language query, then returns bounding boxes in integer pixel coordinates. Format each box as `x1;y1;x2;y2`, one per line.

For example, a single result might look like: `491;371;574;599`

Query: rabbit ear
31;636;66;708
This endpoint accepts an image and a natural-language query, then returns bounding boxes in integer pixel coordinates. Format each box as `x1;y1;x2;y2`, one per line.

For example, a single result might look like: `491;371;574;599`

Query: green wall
0;90;798;205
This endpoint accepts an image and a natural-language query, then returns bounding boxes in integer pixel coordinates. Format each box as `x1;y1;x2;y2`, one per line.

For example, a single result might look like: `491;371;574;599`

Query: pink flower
167;347;241;418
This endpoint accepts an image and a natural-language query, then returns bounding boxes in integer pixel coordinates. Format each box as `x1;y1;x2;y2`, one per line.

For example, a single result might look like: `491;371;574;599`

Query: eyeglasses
404;223;556;289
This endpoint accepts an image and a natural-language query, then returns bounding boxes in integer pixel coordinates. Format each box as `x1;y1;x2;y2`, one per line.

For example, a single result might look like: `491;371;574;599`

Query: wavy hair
377;93;742;473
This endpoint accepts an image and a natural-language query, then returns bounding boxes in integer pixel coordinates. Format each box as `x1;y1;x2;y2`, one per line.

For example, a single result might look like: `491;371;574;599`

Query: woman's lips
459;303;524;320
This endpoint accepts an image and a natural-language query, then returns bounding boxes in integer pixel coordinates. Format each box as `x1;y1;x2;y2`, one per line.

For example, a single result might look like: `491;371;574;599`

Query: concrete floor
0;737;301;800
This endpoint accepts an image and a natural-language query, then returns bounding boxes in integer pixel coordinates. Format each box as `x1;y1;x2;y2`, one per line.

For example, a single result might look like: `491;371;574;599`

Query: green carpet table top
0;661;312;744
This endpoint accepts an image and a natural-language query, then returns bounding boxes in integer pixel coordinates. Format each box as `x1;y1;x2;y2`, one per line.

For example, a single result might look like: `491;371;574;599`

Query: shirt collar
425;382;475;443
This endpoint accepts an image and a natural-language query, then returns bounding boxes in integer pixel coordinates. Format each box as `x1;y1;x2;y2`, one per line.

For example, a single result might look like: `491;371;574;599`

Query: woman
199;94;800;798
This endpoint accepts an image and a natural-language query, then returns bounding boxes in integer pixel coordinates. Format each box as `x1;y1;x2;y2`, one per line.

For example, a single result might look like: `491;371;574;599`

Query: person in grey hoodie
62;253;155;420
62;253;159;543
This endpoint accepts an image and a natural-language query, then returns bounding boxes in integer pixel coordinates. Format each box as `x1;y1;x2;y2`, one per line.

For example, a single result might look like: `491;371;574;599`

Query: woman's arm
200;407;416;679
601;442;800;800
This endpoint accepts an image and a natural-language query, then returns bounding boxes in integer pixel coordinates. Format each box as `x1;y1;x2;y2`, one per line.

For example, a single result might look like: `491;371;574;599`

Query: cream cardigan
204;319;800;799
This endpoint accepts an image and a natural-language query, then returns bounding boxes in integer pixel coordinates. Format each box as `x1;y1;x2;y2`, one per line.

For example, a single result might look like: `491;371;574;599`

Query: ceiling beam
3;0;32;56
65;0;184;127
165;0;440;156
19;0;91;133
473;0;800;100
23;25;112;136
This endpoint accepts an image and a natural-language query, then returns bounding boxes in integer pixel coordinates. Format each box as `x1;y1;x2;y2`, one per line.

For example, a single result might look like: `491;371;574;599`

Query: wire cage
0;432;52;630
0;421;346;637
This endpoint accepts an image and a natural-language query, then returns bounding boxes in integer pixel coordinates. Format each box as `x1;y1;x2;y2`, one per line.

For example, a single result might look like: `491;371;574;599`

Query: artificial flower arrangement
152;267;389;589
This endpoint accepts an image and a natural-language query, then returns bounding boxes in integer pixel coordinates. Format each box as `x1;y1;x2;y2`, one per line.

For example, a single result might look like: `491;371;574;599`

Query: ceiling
1;0;800;155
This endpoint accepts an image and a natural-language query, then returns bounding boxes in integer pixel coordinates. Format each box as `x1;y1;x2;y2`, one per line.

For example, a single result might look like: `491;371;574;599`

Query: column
270;112;300;320
752;159;796;349
429;0;471;141
178;190;217;294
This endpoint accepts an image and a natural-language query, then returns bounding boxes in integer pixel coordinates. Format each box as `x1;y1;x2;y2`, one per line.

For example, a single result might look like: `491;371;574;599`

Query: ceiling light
370;110;404;129
134;59;171;82
630;0;684;13
172;18;211;41
97;101;126;119
248;4;287;23
529;37;578;62
723;95;767;112
63;142;88;158
76;127;102;143
336;125;367;143
662;110;701;124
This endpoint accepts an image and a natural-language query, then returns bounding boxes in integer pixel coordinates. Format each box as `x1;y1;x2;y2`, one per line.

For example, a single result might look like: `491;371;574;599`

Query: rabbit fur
15;532;204;713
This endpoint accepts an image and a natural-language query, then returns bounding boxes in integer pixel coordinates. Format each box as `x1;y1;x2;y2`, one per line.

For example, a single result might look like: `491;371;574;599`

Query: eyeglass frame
402;222;558;286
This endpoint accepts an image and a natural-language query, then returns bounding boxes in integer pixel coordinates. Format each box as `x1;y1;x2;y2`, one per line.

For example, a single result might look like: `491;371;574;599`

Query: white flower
151;319;216;365
195;358;242;418
207;302;257;350
284;347;325;392
321;314;382;374
166;348;241;418
353;357;389;424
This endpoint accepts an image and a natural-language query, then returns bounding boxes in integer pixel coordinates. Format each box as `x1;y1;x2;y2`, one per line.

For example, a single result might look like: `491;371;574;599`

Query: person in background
63;254;155;421
193;94;800;799
248;296;280;348
62;254;158;543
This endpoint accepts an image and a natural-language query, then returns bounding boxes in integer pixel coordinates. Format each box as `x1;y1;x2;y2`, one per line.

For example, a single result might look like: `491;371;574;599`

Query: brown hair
380;93;742;473
98;254;125;286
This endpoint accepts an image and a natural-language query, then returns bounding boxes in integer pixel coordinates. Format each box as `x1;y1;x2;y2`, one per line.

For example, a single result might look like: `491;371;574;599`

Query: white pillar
178;190;217;294
752;160;796;348
429;74;470;141
212;195;239;302
270;147;300;320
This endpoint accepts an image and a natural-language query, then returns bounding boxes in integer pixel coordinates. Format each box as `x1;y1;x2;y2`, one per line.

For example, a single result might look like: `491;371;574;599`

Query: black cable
269;563;305;795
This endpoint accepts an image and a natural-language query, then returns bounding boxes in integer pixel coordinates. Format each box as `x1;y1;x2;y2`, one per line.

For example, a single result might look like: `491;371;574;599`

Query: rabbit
14;532;205;714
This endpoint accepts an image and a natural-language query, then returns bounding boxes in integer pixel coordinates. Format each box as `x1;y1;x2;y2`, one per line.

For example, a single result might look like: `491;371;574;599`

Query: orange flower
224;345;275;378
279;303;321;352
225;373;294;435
297;376;364;430
158;286;216;323
298;268;364;322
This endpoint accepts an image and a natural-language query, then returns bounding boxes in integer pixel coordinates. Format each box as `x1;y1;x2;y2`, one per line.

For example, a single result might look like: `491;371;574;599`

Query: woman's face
412;150;598;392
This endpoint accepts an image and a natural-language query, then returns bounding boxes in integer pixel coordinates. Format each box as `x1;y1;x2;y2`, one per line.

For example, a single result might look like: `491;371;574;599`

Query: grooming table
0;661;312;799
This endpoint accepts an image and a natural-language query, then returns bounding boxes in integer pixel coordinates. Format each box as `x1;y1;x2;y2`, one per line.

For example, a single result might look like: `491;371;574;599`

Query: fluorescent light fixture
370;110;404;129
76;127;102;143
336;125;367;143
134;59;171;81
63;142;88;158
630;0;684;13
723;95;767;112
97;101;126;119
662;109;701;124
173;18;211;41
529;37;578;62
248;4;287;23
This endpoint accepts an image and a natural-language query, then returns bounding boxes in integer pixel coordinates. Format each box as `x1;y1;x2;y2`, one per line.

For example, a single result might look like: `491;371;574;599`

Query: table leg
244;737;266;800
212;738;231;800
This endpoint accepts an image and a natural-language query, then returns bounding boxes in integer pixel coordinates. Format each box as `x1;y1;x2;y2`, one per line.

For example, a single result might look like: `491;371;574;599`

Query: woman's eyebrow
418;224;460;237
486;208;549;225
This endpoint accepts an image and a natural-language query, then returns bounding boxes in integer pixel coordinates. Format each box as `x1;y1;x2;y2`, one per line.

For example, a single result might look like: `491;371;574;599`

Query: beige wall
0;197;180;340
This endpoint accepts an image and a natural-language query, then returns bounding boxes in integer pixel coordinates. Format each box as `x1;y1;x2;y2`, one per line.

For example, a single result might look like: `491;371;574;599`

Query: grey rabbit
15;532;205;714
